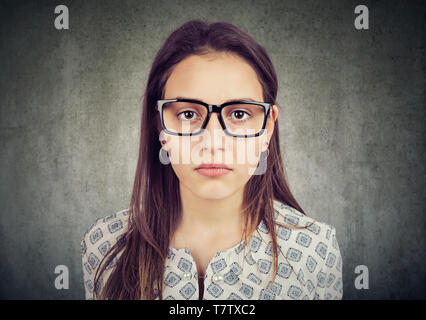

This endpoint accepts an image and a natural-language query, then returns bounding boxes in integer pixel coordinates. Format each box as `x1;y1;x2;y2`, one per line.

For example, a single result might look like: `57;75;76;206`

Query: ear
259;105;278;153
270;104;279;122
264;105;278;146
158;126;170;150
156;115;163;137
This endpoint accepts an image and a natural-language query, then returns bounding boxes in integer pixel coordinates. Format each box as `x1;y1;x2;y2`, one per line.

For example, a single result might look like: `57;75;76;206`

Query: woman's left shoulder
272;199;340;246
271;200;343;299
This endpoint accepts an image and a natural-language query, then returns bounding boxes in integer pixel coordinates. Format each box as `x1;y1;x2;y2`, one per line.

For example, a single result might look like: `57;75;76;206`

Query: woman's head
148;19;282;205
93;19;306;300
160;51;279;200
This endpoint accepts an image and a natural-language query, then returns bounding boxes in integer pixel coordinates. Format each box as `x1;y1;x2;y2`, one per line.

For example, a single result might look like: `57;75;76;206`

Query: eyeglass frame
157;98;272;138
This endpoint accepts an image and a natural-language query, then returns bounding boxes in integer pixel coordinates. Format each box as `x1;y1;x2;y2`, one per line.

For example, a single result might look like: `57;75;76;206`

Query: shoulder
80;208;131;299
272;199;338;245
270;199;343;299
80;208;130;258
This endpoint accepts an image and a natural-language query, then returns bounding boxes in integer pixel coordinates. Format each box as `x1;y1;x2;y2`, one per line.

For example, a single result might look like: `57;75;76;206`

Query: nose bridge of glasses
203;104;224;130
200;105;228;147
209;104;221;113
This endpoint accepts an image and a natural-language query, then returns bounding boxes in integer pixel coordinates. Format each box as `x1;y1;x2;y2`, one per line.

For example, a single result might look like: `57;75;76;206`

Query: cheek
165;136;190;164
234;137;263;166
170;163;192;182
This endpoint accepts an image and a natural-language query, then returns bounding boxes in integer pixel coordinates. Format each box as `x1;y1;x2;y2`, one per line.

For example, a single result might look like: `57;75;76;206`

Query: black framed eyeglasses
157;98;272;138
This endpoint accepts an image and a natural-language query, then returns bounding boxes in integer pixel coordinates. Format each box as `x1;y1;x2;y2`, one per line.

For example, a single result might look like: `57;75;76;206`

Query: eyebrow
174;96;258;104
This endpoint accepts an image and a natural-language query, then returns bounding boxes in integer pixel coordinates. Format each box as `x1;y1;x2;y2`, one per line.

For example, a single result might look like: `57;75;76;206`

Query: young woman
81;19;343;300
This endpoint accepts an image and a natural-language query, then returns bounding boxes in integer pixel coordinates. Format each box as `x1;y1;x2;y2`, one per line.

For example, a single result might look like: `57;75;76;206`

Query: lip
196;163;232;170
195;163;232;177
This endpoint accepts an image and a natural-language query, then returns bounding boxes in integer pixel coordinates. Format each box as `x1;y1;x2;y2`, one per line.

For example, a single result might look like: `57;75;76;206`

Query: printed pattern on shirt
80;210;130;300
81;200;343;300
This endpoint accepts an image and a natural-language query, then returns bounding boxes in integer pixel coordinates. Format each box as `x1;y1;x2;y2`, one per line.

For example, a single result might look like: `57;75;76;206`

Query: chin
197;192;233;201
195;184;234;200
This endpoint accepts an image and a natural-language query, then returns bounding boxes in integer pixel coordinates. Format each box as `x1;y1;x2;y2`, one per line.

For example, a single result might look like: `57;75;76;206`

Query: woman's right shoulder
80;208;131;260
80;208;131;299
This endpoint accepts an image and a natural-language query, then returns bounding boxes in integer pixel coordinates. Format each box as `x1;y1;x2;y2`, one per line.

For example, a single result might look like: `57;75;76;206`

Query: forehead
164;52;264;104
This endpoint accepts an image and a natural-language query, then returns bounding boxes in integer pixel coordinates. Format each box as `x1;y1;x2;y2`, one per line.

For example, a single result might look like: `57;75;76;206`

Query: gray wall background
0;0;425;299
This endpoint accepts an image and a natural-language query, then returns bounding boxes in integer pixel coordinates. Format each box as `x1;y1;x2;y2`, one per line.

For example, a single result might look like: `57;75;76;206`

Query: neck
178;182;245;233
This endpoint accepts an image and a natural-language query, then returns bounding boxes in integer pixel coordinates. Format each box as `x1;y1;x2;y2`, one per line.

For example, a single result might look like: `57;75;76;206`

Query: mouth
195;163;232;177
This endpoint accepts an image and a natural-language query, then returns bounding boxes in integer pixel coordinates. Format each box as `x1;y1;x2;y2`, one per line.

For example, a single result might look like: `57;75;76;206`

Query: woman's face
161;52;278;200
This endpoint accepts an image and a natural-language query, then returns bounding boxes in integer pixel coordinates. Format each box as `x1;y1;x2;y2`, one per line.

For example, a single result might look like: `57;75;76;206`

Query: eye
230;110;250;121
177;110;199;121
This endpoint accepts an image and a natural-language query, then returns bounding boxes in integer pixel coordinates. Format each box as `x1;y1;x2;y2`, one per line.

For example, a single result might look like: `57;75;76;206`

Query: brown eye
177;110;199;121
231;110;250;121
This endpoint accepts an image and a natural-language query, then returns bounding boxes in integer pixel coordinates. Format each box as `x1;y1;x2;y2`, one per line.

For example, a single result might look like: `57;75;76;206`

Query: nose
204;112;223;132
200;112;227;152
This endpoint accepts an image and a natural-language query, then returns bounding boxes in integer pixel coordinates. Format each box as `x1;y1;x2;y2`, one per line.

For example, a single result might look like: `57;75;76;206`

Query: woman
81;19;343;300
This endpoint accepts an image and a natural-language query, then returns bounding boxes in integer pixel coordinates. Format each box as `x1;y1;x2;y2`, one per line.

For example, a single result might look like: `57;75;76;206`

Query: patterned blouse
81;199;343;300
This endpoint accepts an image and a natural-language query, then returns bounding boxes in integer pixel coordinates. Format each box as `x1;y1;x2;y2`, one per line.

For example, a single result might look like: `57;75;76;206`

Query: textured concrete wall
0;0;424;299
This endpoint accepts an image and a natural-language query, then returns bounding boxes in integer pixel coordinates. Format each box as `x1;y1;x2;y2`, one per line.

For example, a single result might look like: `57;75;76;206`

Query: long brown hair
92;19;314;300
